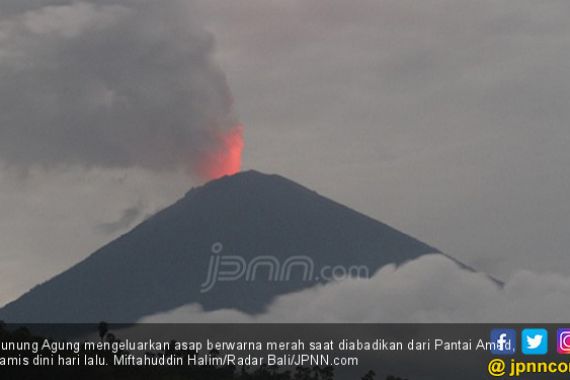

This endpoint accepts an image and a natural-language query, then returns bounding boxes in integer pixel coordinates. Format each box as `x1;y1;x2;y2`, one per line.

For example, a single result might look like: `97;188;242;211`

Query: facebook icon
490;329;516;355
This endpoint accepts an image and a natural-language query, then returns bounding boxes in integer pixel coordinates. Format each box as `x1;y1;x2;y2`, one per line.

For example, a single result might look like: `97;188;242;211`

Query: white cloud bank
141;254;570;323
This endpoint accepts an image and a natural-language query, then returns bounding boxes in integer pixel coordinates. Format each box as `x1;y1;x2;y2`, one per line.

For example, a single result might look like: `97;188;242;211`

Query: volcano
0;170;442;323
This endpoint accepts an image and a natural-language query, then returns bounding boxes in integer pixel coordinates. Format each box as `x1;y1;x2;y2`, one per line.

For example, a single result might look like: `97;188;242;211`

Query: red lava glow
195;124;244;181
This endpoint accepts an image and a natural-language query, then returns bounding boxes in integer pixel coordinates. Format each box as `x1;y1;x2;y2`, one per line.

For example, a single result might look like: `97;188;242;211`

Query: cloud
141;254;570;323
96;201;144;234
0;0;238;176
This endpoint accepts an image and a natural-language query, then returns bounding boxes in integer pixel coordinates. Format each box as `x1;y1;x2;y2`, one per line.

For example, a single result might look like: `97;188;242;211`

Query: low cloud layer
142;254;570;323
0;0;238;176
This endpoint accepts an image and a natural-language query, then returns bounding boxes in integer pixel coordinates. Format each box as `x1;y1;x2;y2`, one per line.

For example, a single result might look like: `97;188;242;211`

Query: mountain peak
182;170;319;212
188;170;293;194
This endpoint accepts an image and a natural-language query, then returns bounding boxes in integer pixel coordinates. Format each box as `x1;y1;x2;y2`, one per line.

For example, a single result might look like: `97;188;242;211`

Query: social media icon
490;329;516;355
522;329;548;355
557;329;570;354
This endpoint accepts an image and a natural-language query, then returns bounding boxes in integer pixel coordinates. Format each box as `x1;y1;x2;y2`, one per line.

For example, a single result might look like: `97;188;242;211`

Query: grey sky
1;0;570;306
201;0;570;277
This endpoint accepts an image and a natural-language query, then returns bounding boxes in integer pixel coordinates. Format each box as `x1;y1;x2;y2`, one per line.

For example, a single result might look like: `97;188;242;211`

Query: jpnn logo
199;243;370;293
522;328;548;355
490;329;516;355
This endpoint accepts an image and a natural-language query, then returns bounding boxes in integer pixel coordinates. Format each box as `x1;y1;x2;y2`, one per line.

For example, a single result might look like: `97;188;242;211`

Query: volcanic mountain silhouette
0;170;442;323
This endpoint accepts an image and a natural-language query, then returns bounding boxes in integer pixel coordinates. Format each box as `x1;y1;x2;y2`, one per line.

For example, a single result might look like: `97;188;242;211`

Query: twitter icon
522;328;548;355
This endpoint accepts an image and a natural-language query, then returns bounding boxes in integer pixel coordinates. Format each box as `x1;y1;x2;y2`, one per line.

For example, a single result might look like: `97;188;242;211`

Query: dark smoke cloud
0;0;238;174
96;201;144;234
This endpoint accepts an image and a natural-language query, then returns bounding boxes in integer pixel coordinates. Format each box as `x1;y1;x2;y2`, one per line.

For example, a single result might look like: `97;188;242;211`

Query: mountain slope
0;170;439;322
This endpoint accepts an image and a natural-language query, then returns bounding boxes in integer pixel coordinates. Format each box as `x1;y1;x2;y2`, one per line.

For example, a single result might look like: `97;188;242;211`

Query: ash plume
0;0;243;179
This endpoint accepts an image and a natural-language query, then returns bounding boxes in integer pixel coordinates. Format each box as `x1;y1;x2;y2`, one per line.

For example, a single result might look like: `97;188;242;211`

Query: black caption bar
1;324;569;379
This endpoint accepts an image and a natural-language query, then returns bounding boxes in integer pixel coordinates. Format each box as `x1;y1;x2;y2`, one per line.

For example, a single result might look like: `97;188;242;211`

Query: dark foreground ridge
0;170;439;322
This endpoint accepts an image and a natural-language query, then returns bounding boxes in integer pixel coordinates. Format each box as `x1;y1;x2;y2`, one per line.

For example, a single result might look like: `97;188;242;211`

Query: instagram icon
557;329;570;354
